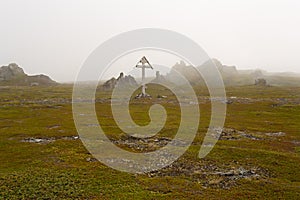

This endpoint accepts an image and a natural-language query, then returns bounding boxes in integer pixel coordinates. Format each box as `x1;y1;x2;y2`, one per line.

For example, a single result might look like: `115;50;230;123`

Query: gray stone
0;63;25;81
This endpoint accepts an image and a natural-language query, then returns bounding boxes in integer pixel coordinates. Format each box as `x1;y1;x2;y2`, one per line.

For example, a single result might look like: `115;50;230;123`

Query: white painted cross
135;56;153;97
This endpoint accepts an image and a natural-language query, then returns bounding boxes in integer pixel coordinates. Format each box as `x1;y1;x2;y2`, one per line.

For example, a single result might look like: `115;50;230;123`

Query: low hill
0;63;56;86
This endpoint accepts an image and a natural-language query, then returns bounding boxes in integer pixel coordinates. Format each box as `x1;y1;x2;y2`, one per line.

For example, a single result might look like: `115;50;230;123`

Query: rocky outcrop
166;59;270;86
208;59;238;75
117;72;138;87
166;61;201;85
151;71;167;83
102;72;138;91
0;63;56;86
166;59;233;85
0;63;26;81
26;74;56;86
255;78;267;86
102;78;117;90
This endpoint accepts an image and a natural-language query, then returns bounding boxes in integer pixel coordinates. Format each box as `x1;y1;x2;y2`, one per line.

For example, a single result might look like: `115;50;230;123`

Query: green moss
0;85;299;199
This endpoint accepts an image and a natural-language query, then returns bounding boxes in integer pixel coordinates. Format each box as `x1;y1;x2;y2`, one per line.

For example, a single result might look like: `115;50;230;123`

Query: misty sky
0;0;299;82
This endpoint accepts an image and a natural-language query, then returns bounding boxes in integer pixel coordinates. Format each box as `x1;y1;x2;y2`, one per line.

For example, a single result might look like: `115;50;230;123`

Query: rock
157;94;167;99
30;82;39;86
210;97;230;104
134;91;152;99
255;78;267;86
102;77;117;90
117;72;137;87
208;177;224;185
0;63;25;81
47;125;61;129
62;136;79;140
21;137;54;144
210;59;238;76
152;71;167;83
26;74;56;86
210;127;262;141
167;61;201;85
215;167;261;179
0;63;56;86
21;135;79;144
265;132;286;137
86;157;98;162
102;72;138;91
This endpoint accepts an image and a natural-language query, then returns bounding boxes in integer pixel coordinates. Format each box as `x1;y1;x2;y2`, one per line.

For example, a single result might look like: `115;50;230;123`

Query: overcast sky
0;0;299;82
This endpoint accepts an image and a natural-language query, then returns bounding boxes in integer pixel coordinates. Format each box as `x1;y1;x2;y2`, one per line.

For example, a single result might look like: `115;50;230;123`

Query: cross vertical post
135;56;153;98
142;66;146;96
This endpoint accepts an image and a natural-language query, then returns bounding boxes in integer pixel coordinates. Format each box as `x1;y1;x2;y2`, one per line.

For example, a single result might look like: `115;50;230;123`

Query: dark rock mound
0;63;56;86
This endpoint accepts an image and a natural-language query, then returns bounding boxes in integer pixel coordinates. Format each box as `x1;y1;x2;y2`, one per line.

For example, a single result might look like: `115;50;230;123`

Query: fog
0;0;299;82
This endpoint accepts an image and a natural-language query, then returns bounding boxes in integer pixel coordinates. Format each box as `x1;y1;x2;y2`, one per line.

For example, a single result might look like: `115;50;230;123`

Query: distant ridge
0;63;56;86
167;59;300;87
